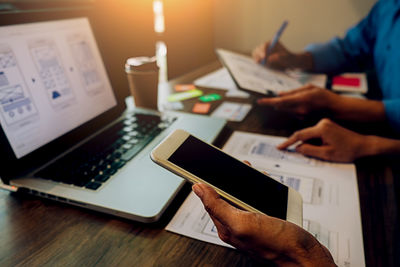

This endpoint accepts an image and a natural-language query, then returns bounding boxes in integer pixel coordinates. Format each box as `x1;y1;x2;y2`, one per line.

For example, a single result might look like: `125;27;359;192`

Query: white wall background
213;0;377;53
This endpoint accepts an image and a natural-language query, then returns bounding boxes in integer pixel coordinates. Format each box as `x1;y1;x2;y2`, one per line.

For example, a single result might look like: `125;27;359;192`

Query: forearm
295;245;337;267
359;135;400;158
329;96;385;123
304;39;350;74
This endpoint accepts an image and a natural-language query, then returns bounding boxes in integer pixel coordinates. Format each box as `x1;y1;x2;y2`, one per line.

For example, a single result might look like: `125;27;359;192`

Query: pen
284;138;323;152
261;20;289;65
286;140;302;152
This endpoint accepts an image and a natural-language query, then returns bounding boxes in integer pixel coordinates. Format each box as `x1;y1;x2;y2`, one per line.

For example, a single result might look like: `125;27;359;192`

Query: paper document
211;102;252;122
285;69;327;88
217;48;327;95
194;67;250;98
166;191;233;248
166;131;364;267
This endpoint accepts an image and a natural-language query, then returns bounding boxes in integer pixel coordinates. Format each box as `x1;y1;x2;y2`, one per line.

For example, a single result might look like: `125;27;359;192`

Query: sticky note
162;101;184;110
211;102;252;122
167;89;203;102
192;103;211;114
332;76;361;87
175;84;196;92
199;93;222;102
331;73;367;94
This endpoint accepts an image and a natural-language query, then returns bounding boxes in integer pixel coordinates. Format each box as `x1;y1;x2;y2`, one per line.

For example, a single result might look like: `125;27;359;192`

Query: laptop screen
0;18;117;159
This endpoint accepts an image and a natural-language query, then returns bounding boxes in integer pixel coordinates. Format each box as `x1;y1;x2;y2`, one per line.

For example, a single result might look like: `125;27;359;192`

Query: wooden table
1;62;398;267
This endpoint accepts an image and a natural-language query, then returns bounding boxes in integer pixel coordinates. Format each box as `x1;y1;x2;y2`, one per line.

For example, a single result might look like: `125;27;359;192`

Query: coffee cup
125;56;159;110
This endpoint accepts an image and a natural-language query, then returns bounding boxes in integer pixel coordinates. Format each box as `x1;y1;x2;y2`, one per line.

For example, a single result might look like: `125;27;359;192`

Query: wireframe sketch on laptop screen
0;18;117;158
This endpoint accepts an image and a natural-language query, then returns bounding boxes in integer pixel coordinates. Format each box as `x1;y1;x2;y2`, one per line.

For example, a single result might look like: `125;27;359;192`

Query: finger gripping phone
151;129;303;226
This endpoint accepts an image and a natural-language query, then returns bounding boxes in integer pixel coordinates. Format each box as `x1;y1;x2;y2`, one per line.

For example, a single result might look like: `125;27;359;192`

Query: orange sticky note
175;84;196;92
192;103;211;114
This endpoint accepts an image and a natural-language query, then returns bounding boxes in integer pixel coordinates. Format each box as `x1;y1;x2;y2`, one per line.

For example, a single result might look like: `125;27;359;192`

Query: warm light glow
153;1;168;84
156;41;168;83
153;0;165;33
153;0;163;14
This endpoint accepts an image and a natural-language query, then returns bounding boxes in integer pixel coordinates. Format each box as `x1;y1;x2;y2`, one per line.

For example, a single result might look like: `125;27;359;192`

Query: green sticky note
199;93;222;102
167;89;203;102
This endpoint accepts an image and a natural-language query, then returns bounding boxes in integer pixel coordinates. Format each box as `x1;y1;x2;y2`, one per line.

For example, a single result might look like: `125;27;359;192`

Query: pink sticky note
333;76;361;87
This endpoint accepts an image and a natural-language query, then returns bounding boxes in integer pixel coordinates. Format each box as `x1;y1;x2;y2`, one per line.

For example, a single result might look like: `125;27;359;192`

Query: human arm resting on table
278;119;400;162
257;85;386;123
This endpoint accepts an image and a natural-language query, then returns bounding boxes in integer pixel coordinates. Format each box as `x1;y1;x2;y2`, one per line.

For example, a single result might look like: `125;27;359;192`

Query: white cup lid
125;56;158;72
126;56;156;66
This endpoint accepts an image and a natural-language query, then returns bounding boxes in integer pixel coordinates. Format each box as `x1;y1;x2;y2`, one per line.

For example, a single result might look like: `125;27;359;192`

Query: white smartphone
151;129;303;226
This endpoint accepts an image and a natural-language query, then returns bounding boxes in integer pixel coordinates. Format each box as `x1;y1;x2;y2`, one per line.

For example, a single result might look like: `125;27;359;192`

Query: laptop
0;17;226;222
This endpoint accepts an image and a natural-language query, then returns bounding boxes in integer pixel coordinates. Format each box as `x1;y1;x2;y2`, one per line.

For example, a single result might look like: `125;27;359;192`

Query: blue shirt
305;0;400;131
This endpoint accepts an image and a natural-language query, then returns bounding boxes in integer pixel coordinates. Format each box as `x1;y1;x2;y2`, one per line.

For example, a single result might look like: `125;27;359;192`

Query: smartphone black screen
168;135;288;219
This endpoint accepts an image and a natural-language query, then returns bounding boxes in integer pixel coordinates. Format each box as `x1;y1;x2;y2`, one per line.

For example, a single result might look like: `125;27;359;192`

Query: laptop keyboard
35;113;176;190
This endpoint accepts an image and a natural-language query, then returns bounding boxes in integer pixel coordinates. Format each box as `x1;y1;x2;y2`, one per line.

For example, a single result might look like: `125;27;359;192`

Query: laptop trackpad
98;154;184;219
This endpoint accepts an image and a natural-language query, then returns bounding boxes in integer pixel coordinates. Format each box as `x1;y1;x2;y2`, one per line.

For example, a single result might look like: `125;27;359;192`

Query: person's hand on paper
257;84;340;118
252;41;313;71
277;119;367;162
192;182;336;266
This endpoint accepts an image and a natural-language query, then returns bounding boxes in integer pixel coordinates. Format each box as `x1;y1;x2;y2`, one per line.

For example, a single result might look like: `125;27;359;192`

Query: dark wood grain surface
0;62;398;267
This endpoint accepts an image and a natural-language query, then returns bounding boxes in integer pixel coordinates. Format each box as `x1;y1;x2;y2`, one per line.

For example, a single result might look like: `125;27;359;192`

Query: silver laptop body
0;17;225;222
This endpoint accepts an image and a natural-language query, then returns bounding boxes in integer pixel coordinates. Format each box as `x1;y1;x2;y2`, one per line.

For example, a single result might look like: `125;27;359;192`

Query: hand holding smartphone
151;129;303;226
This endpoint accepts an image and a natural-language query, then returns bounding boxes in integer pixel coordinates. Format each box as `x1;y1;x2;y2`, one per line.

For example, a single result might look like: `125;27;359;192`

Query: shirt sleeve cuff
383;99;400;132
305;38;348;74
